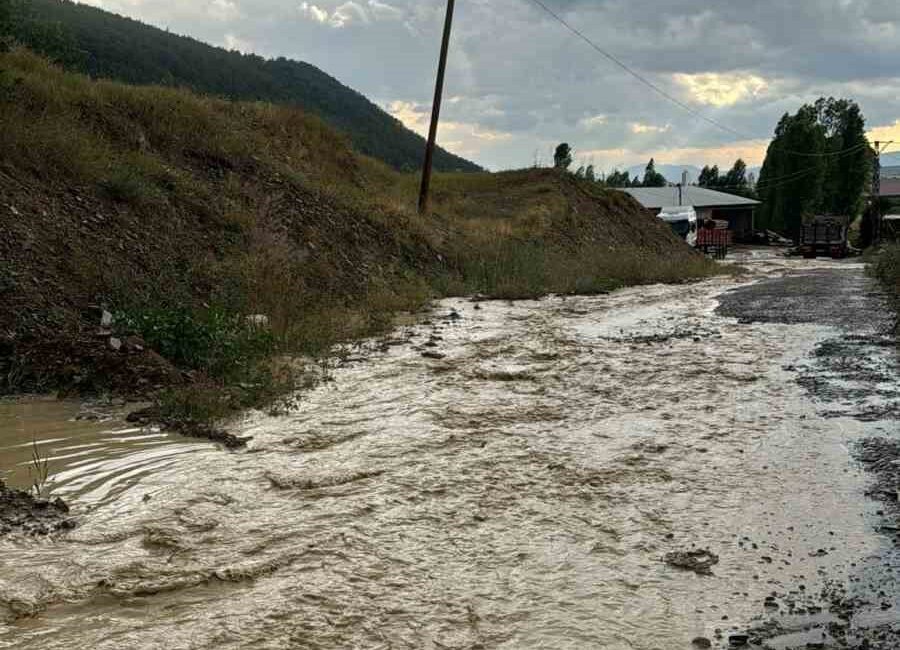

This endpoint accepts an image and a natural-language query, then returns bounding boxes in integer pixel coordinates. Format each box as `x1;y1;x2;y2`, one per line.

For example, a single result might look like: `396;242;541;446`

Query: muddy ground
0;480;73;537
0;249;898;649
716;257;900;649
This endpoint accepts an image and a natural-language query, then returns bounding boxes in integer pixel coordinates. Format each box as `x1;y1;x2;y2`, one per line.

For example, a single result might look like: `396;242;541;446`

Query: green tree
815;98;871;217
723;159;748;190
0;0;10;34
757;98;870;237
698;165;720;187
642;158;666;187
605;169;631;188
757;106;827;236
584;164;596;182
554;143;573;171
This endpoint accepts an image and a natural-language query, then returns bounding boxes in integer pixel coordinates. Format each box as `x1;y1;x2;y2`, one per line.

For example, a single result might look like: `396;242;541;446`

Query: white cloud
331;2;367;27
223;33;252;53
388;100;511;158
869;119;900;145
579;115;608;130
367;0;402;20
631;122;671;134
300;2;331;24
674;72;769;107
209;0;240;22
300;0;402;28
581;139;770;171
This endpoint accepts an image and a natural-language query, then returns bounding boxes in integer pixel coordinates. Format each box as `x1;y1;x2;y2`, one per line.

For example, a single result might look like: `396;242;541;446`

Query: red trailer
696;220;732;260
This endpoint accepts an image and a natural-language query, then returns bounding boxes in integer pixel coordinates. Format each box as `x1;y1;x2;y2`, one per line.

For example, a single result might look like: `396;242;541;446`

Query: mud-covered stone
664;548;719;575
0;480;75;536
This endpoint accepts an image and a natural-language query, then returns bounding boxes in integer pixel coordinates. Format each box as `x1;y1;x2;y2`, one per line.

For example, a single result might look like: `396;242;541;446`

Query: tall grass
869;245;900;333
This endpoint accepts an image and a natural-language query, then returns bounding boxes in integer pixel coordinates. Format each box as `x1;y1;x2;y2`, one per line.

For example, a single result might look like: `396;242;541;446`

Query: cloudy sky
81;0;900;172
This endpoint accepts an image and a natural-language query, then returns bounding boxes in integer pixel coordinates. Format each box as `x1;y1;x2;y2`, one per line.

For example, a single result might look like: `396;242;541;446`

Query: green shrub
115;307;275;378
870;246;900;287
101;168;158;204
869;245;900;319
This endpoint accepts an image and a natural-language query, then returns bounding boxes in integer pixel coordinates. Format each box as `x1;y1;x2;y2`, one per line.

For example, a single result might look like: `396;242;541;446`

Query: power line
695;142;870;192
526;0;872;159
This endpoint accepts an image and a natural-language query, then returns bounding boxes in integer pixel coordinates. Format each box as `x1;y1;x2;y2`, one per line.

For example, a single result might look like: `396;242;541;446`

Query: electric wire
526;0;874;159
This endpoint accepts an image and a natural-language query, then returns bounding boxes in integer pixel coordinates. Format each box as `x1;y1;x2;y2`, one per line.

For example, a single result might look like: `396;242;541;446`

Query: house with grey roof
623;186;760;242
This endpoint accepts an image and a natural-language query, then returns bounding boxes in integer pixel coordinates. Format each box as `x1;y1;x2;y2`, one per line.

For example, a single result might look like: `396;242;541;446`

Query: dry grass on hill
0;48;720;422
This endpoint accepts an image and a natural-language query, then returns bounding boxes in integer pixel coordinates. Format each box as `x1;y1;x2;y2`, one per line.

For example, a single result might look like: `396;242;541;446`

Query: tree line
552;141;751;191
552;143;669;188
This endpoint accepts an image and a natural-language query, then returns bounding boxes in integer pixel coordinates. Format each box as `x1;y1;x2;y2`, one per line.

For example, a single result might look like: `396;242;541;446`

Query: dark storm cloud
85;0;900;169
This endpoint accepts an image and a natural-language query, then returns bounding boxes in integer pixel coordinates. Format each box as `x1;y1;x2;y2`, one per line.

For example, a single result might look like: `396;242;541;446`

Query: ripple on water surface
0;398;210;510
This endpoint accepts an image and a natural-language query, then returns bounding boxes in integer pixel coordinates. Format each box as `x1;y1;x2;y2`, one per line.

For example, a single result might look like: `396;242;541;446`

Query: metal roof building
622;186;760;210
623;186;760;242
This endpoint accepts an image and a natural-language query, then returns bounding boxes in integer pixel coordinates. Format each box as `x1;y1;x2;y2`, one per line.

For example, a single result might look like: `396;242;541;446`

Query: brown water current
1;250;897;649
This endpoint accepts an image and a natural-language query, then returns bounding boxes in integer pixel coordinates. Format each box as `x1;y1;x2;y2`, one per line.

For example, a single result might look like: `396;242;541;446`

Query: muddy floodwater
1;250;898;649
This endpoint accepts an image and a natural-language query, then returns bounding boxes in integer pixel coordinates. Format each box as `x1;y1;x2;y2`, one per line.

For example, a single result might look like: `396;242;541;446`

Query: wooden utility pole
874;141;882;246
417;0;456;215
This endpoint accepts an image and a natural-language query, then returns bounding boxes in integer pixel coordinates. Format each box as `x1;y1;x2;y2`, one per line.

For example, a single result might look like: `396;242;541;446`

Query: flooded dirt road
1;250;897;649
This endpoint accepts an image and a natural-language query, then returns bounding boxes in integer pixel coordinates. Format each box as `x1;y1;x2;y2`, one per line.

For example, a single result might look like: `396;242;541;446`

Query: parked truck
657;206;698;247
798;216;849;259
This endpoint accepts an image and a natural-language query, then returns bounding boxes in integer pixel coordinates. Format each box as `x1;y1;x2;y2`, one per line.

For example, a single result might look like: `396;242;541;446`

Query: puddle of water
0;398;210;509
0;252;896;649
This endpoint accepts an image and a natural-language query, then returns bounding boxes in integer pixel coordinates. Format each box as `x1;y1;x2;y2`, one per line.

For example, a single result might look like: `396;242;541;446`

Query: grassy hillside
0;48;716;425
1;0;480;173
870;245;900;332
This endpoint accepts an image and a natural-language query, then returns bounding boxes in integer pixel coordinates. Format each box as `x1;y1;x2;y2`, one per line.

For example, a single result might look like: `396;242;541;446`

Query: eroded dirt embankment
2;48;704;411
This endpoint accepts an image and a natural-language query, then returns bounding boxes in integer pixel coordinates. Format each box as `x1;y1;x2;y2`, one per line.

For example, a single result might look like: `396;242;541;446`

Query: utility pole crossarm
418;0;456;215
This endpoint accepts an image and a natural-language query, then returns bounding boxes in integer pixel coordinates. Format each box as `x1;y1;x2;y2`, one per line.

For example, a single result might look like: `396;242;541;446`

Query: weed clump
869;244;900;334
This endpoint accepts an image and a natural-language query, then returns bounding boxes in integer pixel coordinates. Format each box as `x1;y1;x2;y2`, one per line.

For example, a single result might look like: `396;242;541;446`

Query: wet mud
0;480;73;536
0;249;898;649
126;406;252;449
717;255;900;649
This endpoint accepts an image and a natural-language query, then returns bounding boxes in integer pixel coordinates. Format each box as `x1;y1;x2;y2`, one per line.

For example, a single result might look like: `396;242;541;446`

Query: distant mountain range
3;0;481;173
882;165;900;179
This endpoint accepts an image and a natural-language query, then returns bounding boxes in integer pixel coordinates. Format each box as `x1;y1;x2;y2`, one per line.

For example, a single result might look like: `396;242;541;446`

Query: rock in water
664;548;720;575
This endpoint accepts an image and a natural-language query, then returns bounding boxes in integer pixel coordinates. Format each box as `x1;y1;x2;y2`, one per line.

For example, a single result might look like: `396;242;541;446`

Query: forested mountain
0;0;480;172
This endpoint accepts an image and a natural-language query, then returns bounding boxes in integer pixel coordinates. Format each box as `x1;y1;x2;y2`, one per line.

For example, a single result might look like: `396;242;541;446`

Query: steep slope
2;0;480;173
